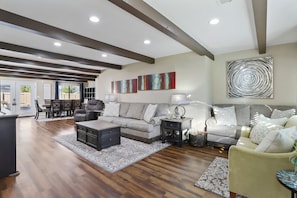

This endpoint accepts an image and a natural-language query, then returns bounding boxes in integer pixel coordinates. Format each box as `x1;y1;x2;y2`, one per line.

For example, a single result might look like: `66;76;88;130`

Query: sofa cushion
155;104;170;116
103;103;120;117
126;119;154;132
250;122;284;144
213;106;237;126
236;136;258;149
126;103;145;119
143;104;158;123
255;127;297;153
119;103;130;117
271;108;296;119
236;105;250;126
140;104;149;120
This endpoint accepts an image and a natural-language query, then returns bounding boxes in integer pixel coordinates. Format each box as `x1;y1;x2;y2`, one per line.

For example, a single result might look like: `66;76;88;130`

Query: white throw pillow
255;127;297;153
271;108;296;119
250;122;284;144
103;103;120;117
143;104;158;123
213;106;237;126
253;114;288;126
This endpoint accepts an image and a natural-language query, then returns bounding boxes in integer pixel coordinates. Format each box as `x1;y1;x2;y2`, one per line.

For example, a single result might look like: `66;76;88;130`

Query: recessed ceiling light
54;42;61;47
89;16;99;23
209;18;220;25
101;53;107;58
144;39;151;45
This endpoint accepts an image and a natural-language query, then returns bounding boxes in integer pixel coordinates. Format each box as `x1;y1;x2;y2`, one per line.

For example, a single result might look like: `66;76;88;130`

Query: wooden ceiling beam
0;71;88;82
0;54;101;74
0;64;96;80
0;42;121;70
0;9;154;64
252;0;267;54
108;0;214;60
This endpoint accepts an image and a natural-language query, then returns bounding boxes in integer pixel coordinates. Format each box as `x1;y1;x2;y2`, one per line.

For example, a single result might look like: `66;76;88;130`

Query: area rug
195;157;245;198
36;116;73;122
53;133;171;173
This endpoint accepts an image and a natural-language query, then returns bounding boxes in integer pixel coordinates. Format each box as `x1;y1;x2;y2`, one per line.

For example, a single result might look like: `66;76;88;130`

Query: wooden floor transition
0;117;228;198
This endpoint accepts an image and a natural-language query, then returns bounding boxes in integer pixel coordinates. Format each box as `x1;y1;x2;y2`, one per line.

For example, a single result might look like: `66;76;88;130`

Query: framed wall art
227;56;273;98
138;72;176;91
111;79;137;94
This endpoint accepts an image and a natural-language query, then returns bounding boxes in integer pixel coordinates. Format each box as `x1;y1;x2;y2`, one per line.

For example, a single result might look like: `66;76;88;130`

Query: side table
276;170;297;198
161;118;192;147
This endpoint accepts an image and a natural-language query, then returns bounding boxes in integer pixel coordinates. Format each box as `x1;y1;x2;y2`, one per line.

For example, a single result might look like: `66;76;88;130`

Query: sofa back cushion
126;103;145;119
143;104;158;123
119;103;130;117
103;103;120;117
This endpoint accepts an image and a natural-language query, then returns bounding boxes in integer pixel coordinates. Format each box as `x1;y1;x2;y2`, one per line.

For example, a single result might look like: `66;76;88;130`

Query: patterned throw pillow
255;127;297;153
143;104;158;123
251;114;288;126
250;122;284;144
213;106;237;126
103;103;120;117
271;109;296;119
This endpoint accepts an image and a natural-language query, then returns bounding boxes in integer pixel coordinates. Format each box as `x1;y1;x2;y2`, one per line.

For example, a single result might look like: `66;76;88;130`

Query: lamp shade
170;94;188;105
104;94;116;103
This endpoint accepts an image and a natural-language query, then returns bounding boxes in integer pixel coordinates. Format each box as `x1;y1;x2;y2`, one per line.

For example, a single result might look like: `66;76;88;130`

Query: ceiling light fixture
209;18;220;25
101;53;107;58
144;39;151;45
89;16;99;23
54;42;62;47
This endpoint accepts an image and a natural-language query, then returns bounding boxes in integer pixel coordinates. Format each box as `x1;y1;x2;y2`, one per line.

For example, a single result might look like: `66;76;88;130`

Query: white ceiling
0;0;296;80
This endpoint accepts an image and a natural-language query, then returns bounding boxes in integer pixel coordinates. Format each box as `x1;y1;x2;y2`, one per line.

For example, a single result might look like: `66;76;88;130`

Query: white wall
212;43;297;105
96;52;213;130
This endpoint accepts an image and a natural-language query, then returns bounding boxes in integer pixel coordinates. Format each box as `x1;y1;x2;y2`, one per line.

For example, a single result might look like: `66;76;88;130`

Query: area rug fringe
53;133;170;173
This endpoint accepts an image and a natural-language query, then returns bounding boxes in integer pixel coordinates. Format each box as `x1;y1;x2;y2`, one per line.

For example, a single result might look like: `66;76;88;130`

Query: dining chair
34;100;50;119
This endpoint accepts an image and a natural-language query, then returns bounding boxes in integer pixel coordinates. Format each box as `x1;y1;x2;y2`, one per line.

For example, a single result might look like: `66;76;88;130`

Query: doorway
0;80;37;117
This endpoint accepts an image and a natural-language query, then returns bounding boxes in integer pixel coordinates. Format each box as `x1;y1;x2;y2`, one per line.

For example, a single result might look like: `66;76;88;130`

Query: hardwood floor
0;117;228;198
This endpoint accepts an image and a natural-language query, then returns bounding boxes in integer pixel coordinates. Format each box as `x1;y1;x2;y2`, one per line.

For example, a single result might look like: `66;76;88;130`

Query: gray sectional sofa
98;102;169;143
206;104;297;147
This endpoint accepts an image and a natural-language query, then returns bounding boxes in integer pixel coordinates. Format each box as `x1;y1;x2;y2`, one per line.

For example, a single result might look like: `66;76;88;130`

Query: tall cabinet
0;114;19;178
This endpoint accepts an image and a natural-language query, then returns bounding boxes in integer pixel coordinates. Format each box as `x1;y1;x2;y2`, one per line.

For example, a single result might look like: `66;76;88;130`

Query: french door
0;80;37;117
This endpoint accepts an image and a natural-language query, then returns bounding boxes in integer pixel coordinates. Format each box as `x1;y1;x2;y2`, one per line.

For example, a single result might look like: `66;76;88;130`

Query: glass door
0;80;36;117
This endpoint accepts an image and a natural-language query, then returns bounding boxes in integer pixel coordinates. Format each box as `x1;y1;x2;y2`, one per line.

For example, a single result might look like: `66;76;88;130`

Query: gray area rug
195;157;245;198
53;133;171;173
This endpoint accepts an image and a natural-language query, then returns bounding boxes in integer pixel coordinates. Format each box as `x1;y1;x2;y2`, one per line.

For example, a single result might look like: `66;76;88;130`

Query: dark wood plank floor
0;117;228;198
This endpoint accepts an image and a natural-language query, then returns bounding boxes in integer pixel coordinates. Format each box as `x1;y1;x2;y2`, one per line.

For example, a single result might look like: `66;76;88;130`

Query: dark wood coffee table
76;120;120;150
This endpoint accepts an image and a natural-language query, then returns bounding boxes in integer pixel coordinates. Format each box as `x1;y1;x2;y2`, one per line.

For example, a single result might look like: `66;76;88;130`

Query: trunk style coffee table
76;120;120;150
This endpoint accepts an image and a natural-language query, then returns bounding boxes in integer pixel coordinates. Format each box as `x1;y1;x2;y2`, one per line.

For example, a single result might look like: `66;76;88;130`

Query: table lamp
170;94;189;119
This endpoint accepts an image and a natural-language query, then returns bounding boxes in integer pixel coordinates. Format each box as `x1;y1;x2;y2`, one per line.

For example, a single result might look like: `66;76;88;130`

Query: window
58;83;81;100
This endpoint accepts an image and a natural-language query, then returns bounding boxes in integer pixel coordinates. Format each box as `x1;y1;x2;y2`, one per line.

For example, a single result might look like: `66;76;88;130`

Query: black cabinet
0;114;19;178
161;118;192;147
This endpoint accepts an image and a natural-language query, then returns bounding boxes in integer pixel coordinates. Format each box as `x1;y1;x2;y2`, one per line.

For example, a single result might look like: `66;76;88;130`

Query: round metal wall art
227;56;273;98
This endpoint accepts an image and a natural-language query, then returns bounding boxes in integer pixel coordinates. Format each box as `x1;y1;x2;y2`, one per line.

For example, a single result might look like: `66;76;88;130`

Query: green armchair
228;117;297;198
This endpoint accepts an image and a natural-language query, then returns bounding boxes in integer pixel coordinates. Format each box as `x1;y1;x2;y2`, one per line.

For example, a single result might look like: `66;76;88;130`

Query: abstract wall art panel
138;72;176;91
227;56;273;98
111;79;137;94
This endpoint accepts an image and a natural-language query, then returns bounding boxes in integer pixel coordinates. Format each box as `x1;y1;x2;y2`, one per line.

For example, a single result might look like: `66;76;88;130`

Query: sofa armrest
240;126;252;138
74;109;86;115
228;145;294;197
205;117;217;129
151;116;167;126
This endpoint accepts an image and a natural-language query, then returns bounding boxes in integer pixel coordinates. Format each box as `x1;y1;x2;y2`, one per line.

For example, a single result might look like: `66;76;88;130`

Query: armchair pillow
253;114;288;126
103;103;120;117
213;106;237;126
255;127;297;153
250;122;284;144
